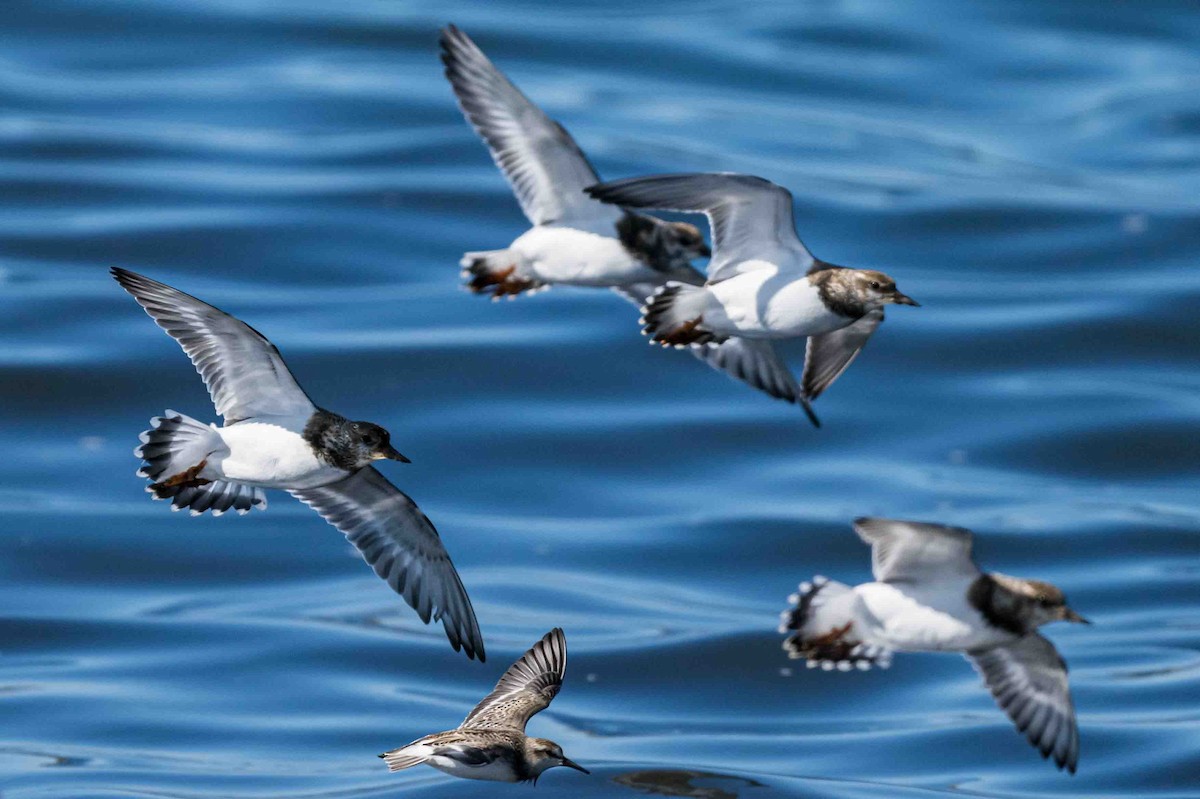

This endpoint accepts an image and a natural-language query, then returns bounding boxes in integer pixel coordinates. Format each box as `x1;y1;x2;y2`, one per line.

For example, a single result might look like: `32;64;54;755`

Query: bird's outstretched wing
111;268;316;425
290;467;485;662
614;281;802;410
587;173;811;282
852;517;979;584
440;25;618;228
693;338;801;406
460;628;566;730
800;307;885;422
967;633;1080;773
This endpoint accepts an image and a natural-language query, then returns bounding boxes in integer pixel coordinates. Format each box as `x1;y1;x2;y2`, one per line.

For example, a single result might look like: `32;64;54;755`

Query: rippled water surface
2;1;1199;796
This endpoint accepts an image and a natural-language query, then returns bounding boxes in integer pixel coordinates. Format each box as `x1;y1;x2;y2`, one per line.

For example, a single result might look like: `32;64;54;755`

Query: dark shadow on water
615;769;765;799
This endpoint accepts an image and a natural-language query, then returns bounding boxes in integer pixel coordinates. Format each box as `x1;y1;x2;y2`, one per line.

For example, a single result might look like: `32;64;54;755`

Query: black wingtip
467;636;486;663
458;626;485;663
438;23;466;64
800;397;821;428
583;182;617;204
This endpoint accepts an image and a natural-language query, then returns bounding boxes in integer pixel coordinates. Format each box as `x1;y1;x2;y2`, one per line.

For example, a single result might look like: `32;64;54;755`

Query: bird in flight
112;267;485;661
587;173;919;426
780;517;1088;772
381;628;588;783
440;25;808;410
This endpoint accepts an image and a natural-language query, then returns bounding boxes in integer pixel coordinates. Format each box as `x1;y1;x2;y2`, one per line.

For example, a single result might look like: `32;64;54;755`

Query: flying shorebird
779;517;1089;773
381;627;589;784
586;173;920;426
440;25;809;409
111;267;484;661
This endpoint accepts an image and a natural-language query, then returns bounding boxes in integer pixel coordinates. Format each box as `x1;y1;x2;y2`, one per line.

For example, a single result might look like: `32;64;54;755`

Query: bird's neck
301;408;359;471
967;573;1033;636
806;262;868;319
615;212;692;273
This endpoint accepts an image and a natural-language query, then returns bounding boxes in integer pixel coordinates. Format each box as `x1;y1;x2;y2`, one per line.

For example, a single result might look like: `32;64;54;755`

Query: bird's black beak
560;757;590;775
892;291;920;307
374;444;411;464
1062;607;1091;625
697;243;712;258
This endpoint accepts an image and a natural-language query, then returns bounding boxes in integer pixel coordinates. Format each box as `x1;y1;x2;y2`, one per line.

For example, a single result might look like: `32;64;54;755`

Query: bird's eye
869;281;881;290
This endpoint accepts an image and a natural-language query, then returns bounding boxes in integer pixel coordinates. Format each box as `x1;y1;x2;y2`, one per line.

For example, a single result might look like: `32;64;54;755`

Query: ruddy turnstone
779;517;1088;773
586;173;919;426
440;25;805;408
381;628;588;783
111;268;484;661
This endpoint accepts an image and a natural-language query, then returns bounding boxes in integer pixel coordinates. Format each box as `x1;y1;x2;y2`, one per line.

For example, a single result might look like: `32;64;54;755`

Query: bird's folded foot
150;460;211;497
463;264;541;299
652;316;714;348
793;622;891;671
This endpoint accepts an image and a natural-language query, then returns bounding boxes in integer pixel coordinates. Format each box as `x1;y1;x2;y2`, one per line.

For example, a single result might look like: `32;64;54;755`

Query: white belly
209;422;345;490
854;582;1015;652
512;226;657;286
428;756;519;782
709;267;848;338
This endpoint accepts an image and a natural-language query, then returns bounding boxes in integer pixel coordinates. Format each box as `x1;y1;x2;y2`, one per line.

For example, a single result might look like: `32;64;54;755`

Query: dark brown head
524;737;589;783
666;221;711;260
849;269;919;308
990;573;1090;629
615;214;710;272
350;421;409;466
303;409;410;472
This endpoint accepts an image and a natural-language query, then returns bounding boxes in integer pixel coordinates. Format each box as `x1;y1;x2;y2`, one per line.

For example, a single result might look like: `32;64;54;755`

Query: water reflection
615;769;765;799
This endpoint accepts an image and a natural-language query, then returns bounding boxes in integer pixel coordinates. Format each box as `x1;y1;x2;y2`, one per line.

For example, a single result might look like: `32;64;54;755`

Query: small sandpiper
112;268;484;661
585;173;919;426
381;628;589;784
779;517;1089;773
440;25;806;408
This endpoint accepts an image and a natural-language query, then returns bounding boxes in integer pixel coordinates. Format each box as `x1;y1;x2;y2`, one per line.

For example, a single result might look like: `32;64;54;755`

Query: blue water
2;1;1199;796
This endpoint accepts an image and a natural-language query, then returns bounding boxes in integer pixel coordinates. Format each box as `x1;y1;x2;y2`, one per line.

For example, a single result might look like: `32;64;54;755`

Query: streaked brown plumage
380;629;589;784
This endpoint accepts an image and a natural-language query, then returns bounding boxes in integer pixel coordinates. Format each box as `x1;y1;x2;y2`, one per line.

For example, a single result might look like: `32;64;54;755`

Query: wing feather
460;628;566;731
440;25;617;228
586;173;811;282
852;517;979;584
693;338;801;405
112;268;315;424
290;468;485;662
968;634;1080;773
802;308;884;402
614;281;803;408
